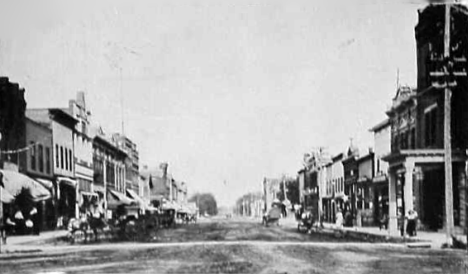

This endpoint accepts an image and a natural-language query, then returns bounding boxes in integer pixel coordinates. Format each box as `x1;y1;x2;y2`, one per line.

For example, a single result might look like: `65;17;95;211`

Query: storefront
383;150;467;235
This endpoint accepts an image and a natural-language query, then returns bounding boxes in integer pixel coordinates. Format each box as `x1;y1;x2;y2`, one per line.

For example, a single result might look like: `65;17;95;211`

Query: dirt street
0;218;466;274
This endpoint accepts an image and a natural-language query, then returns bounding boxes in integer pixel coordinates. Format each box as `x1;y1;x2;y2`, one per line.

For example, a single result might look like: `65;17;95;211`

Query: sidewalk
321;223;466;248
0;230;68;254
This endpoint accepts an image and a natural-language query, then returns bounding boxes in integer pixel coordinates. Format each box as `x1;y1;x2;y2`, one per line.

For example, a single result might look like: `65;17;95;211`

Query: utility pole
443;1;454;247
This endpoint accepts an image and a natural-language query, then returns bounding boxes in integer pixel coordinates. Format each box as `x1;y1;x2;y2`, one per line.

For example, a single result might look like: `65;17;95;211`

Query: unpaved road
0;218;466;274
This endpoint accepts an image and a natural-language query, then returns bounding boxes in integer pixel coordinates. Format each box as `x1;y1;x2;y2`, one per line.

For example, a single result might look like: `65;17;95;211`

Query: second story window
46;147;51;174
425;105;438;147
38;144;44;172
30;142;36;170
55;144;59;168
69;149;73;171
60;146;64;169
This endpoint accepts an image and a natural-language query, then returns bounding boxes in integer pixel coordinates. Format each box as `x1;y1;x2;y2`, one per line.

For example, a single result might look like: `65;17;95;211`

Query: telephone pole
443;1;454;247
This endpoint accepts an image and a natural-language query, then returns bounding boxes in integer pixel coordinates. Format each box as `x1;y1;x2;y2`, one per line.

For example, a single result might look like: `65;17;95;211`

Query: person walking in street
335;209;344;229
406;209;418;237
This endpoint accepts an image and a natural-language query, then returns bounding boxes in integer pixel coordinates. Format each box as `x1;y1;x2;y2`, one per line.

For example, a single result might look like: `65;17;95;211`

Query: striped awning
108;189;135;206
0;170;51;202
126;189;148;209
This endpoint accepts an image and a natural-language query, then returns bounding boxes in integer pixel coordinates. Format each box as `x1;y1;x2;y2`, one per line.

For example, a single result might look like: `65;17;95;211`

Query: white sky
0;0;429;206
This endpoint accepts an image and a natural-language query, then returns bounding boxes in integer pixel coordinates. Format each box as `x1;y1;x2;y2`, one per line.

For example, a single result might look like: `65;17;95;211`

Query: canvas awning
126;189;147;209
57;177;77;187
108;189;135;206
0;187;15;203
35;178;54;190
0;170;51;202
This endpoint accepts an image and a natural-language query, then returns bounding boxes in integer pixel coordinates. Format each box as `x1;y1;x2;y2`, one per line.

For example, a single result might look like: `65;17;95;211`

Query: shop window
30;142;36;170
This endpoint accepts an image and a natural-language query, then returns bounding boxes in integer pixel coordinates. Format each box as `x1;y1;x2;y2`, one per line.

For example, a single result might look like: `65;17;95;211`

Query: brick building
0;77;26;168
383;4;468;235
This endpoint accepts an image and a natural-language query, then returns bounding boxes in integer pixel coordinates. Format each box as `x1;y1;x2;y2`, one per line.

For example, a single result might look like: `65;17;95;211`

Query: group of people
0;206;41;244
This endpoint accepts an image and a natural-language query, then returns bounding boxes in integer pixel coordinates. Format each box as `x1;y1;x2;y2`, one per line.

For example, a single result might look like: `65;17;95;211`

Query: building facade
369;119;391;228
356;151;375;226
112;133;139;193
19;117;55;230
91;128;127;219
67;92;96;214
26;108;78;224
342;145;359;223
0;77;26;169
383;4;468;236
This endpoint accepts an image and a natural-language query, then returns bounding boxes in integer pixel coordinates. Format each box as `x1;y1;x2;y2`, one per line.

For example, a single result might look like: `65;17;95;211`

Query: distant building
19;117;55;230
66;92;96;214
369;119;391;228
144;163;186;207
90;126;127;219
112;133;139;193
356;150;375;226
298;148;331;219
26;108;79;222
342;143;359;221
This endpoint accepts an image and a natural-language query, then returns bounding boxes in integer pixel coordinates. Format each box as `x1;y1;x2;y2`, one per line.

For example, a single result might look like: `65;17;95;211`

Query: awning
0;170;51;202
0;187;15;203
150;194;166;201
108;189;135;206
58;177;77;187
35;178;54;190
81;191;98;198
126;189;148;209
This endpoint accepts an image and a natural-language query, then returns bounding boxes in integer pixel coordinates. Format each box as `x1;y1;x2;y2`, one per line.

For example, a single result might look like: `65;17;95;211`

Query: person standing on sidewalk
335;209;344;229
406;209;418;237
30;207;40;235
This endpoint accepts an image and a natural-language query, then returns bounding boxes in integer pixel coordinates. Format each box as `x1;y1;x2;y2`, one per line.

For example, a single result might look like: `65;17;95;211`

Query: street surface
0;217;466;274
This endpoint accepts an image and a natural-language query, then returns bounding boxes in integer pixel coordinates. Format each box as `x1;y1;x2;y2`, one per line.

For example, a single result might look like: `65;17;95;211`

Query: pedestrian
335;209;344;229
14;209;25;234
30;207;40;235
406;209;418;237
344;210;353;227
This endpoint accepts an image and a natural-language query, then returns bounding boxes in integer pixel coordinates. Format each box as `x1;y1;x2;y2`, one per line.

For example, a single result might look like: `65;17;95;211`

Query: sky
0;0;432;207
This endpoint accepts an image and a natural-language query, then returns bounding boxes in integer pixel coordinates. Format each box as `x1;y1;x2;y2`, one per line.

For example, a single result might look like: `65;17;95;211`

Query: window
38;145;44;172
55;144;59;168
425;105;437;147
69;149;73;171
65;148;68;171
30;142;36;170
410;128;416;149
46;147;51;174
60;146;64;169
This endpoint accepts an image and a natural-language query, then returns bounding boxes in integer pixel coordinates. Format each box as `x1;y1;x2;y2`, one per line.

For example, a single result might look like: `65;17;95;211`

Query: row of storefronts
297;4;468;235
0;90;150;231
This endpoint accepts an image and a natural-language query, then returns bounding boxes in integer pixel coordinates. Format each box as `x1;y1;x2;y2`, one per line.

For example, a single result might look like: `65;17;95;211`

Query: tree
277;177;300;205
189;193;218;216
